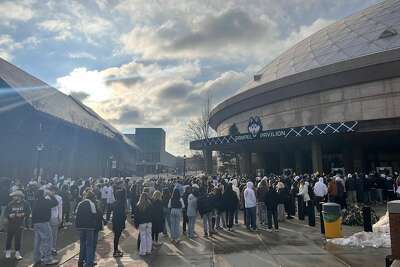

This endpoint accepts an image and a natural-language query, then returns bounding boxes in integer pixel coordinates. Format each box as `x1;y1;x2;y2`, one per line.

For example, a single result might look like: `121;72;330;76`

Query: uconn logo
248;116;263;138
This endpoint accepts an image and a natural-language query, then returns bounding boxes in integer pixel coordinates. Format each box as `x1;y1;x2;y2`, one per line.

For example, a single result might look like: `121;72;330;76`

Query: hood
231;179;238;187
246;181;253;189
319;177;324;183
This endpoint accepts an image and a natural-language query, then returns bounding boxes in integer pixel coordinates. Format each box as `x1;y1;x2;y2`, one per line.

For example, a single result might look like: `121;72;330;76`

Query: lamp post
183;155;186;177
36;143;44;182
109;155;114;178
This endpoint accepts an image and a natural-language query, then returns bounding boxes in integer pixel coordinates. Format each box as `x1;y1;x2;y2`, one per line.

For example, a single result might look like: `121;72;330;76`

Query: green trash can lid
322;202;341;213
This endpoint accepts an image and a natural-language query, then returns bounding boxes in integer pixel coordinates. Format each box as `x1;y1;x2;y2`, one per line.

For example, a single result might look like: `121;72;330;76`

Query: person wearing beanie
4;190;30;260
32;188;59;266
76;189;98;267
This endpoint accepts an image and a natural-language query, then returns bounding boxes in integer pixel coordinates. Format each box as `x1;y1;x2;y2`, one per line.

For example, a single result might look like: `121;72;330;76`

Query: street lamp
36;143;44;182
183;155;186;177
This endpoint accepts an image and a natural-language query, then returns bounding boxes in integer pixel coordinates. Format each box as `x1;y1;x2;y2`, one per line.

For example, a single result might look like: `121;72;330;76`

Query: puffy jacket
244;182;256;208
75;199;97;230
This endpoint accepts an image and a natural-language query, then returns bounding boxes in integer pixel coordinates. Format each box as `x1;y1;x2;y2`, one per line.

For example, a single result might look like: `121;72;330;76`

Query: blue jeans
245;207;256;230
170;208;182;240
187;216;196;238
34;222;53;264
202;212;212;235
163;207;171;234
93;230;99;262
79;229;95;267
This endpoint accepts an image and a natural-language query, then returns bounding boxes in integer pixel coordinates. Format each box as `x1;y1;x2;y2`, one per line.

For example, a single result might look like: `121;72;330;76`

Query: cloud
120;8;277;61
69;91;90;101
112;106;143;125
0;34;22;60
68;52;97;60
56;68;111;102
0;1;34;23
38;19;73;41
157;81;193;100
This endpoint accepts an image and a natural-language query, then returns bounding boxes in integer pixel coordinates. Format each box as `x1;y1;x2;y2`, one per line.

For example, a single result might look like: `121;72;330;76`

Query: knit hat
192;184;199;189
10;190;24;198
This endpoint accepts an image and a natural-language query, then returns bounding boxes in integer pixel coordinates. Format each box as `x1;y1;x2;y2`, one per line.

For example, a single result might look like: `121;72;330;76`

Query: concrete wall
217;77;400;135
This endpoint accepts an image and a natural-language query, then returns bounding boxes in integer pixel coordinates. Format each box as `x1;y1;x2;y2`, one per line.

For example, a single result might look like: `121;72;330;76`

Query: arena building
0;58;138;180
191;0;400;176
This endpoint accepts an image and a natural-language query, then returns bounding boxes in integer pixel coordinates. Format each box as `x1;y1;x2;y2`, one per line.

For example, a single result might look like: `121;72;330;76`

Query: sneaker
274;229;279;232
266;229;273;233
51;250;57;256
45;259;59;265
5;250;11;259
15;251;23;260
203;233;209;238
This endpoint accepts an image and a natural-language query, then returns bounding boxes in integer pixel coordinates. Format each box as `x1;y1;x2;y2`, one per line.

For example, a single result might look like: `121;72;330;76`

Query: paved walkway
58;215;389;267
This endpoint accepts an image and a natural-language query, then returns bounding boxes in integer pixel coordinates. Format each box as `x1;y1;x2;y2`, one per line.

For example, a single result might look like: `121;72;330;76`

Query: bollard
320;202;325;234
308;201;315;226
388;200;400;261
362;206;372;232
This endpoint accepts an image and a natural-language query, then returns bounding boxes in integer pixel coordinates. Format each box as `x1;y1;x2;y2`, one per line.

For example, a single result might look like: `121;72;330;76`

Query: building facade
191;0;400;176
0;58;137;180
126;128;176;176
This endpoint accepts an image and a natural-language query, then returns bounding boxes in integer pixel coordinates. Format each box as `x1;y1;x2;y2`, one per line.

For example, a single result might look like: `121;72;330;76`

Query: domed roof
246;0;400;89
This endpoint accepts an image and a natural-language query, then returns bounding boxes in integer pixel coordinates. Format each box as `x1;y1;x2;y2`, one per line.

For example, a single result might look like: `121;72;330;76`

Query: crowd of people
0;170;399;266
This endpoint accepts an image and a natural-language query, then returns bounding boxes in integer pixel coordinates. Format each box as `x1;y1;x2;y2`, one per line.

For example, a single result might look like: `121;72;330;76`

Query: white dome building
191;0;400;175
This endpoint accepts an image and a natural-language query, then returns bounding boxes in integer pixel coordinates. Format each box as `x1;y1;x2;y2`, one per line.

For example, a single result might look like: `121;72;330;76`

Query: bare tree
185;93;215;143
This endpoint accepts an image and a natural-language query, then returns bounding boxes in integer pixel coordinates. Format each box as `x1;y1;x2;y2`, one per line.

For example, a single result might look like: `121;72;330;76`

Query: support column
353;147;364;173
204;150;213;175
255;152;266;176
343;147;353;173
240;152;252;177
295;150;303;174
279;149;289;173
311;140;323;174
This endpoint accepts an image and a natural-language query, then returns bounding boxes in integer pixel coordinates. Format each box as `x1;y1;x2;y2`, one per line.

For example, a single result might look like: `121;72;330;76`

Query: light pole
183;155;186;177
36;143;44;182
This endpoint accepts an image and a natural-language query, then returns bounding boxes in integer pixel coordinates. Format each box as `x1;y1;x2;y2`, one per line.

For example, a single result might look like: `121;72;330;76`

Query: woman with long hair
168;188;185;243
222;183;238;231
112;189;126;257
151;190;164;246
161;188;171;236
134;192;153;256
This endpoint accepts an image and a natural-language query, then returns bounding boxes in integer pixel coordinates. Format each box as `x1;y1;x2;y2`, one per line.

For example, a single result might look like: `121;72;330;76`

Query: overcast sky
1;0;380;156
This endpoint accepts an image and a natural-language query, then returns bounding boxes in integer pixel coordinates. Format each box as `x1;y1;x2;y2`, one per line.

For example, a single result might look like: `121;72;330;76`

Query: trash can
322;203;342;239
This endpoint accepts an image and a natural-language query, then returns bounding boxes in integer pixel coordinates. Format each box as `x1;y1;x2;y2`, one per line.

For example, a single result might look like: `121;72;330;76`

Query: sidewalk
60;212;389;267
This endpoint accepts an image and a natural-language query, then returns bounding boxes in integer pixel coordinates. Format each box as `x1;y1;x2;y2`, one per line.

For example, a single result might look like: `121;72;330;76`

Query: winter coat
112;191;126;232
32;195;58;224
151;199;164;234
264;188;278;210
222;189;238;211
134;204;152;227
314;178;328;197
197;193;214;216
244;182;256;208
75;199;97;230
5;199;30;226
187;194;198;217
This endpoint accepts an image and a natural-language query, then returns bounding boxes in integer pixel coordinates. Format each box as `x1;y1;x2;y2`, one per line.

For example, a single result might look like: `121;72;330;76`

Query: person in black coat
264;183;279;232
197;190;215;237
222;184;238;231
151;190;164;245
112;190;126;257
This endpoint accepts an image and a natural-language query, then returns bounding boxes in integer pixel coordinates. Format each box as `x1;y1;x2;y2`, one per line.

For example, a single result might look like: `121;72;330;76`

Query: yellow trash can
322;203;342;239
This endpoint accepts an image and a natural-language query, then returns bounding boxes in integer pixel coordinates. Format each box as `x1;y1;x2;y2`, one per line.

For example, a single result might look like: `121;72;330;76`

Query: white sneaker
15;251;23;260
5;250;11;259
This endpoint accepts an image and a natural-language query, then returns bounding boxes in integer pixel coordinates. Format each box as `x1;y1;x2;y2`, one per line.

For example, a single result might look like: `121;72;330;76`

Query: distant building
0;58;138;181
126;128;176;176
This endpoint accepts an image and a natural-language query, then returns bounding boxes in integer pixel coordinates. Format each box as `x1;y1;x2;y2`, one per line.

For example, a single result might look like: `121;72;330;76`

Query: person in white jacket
313;177;327;211
230;179;240;224
244;181;257;231
49;185;62;255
